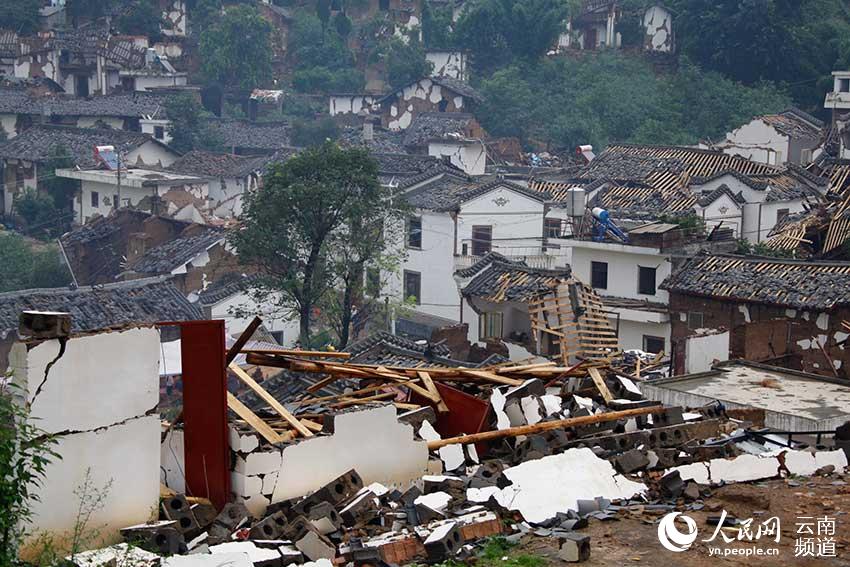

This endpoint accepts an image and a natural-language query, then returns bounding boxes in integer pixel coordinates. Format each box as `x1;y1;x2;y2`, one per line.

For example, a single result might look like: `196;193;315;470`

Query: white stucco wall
684;331;730;374
131;74;188;92
208;175;252;218
76;179;155;223
643;5;673;52
0;113;17;138
328;95;376;116
386;211;459;321
569;243;670;304
10;327;161;559
425;51;467;80
388;79;460;130
721;120;789;166
428;141;486;175
614;318;671;354
694;192;742;238
141;118;173;144
456;187;546;257
208;291;300;347
127;140;179;168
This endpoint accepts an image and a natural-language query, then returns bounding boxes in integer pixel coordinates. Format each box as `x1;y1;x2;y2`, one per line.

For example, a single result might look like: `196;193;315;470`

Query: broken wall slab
19;415;161;559
470;447;646;524
10;327;160;433
268;405;429;505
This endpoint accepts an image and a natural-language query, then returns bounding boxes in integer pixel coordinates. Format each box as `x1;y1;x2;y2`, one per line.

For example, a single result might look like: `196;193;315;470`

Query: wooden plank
227;392;284;444
459;369;524;386
229;363;314;437
243;349;351;359
418;371;449;413
226;316;263;365
587;367;614;403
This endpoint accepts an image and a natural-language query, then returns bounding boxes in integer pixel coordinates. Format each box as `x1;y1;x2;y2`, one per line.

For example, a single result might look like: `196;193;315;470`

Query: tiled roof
197;272;258;306
587;184;697;220
595;144;777;178
661;254;850;310
812;158;850;195
167;150;283;178
0;276;202;339
405;176;550;212
697;184;746;207
346;331;451;358
461;259;571;303
132;227;225;275
0;125;163;165
454;252;511;278
205;119;294;151
338;127;407;154
41;92;170;118
402;112;475;147
345;331;494;368
431;77;483;103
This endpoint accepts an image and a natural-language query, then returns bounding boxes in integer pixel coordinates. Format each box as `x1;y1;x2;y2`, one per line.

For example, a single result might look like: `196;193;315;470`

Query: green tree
200;5;273;89
454;0;568;71
291;117;340;147
14;190;64;240
42;144;78;217
373;34;434;89
317;0;331;27
164;94;224;153
228;143;403;343
0;233;72;292
0;0;41;35
0;381;59;565
422;1;455;50
114;0;164;41
332;12;353;38
289;12;364;93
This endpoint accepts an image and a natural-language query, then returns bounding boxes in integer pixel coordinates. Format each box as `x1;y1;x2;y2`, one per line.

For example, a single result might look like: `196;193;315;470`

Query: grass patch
420;537;548;567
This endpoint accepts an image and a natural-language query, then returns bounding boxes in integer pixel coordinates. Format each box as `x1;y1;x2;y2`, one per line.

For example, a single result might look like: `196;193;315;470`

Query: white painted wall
127;140;179;168
328;95;376;116
9;327;161;558
615;318;670;354
76;116;125;130
685;331;730;374
141;118;173;144
385;211;459;321
208;175;254;218
643;5;673;52
0;113;17;138
426;51;467;80
569;242;670;304
76;179;152;223
720;119;789;165
388;79;460;130
456;186;546;257
208;291;300;347
694;192;742;238
428;141;486;175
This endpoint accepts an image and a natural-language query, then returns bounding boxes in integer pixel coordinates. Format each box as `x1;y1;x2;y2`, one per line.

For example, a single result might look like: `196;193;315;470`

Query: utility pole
116;152;122;211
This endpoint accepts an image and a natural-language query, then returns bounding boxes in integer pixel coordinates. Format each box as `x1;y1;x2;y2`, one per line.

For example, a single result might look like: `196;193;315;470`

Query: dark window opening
591;261;608;289
113;194;119;209
545;218;562;238
471;225;492;256
366;267;381;297
638;266;656;295
75;75;89;97
776;208;789;223
407;216;422;249
91;191;99;208
643;335;665;354
438;99;449;112
403;270;421;304
154;125;165;140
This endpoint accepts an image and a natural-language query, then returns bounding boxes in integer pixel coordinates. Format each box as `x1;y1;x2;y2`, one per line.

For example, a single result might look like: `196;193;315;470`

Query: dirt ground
511;474;850;566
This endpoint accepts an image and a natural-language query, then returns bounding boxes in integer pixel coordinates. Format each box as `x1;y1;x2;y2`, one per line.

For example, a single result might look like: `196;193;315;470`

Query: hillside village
1;1;850;566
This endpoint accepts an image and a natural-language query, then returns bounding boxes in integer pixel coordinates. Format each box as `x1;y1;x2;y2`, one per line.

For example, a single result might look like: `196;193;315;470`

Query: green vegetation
0;0;40;35
291;116;340;147
476;53;791;150
229;143;407;343
200;4;273;89
423;537;548;567
372;34;434;90
290;12;363;94
0;233;72;292
0;380;59;564
164;94;224;154
113;0;164;41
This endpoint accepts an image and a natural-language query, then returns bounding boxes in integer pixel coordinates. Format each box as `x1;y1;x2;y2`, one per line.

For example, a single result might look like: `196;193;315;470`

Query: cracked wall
11;327;161;560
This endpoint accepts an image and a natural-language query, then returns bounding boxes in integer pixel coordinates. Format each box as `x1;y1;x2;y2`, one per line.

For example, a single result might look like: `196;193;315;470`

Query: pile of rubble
77;344;850;567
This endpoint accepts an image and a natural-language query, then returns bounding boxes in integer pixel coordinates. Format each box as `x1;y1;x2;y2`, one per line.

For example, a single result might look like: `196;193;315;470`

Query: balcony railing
455;238;568;271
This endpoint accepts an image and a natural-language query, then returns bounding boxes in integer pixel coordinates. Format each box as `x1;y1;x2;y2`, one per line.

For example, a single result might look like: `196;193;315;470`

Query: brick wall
669;292;850;379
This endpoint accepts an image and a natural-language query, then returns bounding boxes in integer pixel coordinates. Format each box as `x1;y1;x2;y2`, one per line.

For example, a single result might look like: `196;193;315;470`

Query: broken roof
338;126;407;154
588;184;698;220
132;227;226;275
0;125;168;166
593;143;777;179
378;76;483;104
167;150;284;178
402;112;477;147
0;277;201;339
758;108;824;140
661;254;850;310
197;272;258;306
461;258;571;303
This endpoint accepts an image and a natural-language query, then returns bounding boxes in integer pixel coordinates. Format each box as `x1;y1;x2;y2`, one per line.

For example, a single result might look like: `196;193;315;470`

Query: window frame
90;190;99;208
403;270;421;304
637;265;657;296
591;261;608;290
643;335;665;354
687;312;704;330
154;125;165;140
545;217;562;238
479;312;504;340
406;216;422;249
471;225;492;256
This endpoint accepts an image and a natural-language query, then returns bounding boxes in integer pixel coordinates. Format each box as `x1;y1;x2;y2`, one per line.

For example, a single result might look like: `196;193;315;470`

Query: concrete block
340;491;381;526
250;511;289;540
423;521;463;561
558;533;590;562
237;449;284;476
659;470;684;499
262;472;279;496
306;501;342;534
614;449;650;474
230;427;260;453
422;475;465;498
161;494;200;534
121;521;185;555
162;552;253;567
295;529;337;561
232;471;264;498
215;501;253;530
210;541;285;567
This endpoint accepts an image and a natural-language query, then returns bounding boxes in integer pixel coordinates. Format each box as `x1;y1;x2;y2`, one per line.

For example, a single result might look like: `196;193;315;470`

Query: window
687;312;704;330
379;0;389;10
366;267;381;297
154;125;165;140
403;270;421;304
840;78;850;93
438;99;448;112
545;218;562;238
91;191;99;208
406;217;422;249
271;331;285;345
638;266;656;295
643;335;665;354
471;225;492;256
776;208;789;223
591;261;608;289
113;194;119;209
479;312;504;340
